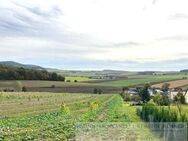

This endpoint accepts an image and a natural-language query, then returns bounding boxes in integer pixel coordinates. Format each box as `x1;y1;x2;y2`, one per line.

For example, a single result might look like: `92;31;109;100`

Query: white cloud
0;0;188;70
83;39;188;62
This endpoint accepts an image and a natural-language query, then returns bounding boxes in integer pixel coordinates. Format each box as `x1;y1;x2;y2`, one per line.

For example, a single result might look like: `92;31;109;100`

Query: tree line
0;65;65;81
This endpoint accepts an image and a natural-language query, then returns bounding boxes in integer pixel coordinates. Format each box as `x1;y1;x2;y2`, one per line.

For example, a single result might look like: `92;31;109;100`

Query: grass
100;74;187;87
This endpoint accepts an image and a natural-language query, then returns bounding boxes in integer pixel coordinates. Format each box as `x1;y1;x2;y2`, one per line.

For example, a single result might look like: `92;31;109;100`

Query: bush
74;80;78;82
22;86;27;92
93;88;102;94
160;95;170;106
138;103;187;122
93;88;98;94
120;93;141;102
3;88;14;92
131;95;141;102
174;92;186;104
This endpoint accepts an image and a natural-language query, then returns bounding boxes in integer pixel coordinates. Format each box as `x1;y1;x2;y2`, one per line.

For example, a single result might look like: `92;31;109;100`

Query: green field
0;92;162;141
65;76;96;82
100;74;188;87
0;74;187;94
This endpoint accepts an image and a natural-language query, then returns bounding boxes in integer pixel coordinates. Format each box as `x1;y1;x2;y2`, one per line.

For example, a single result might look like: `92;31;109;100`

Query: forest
0;65;65;81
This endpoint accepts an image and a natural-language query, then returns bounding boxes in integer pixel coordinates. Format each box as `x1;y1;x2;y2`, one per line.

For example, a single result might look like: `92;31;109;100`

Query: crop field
99;74;188;87
0;74;187;94
0;92;161;141
65;76;96;82
181;85;188;90
0;80;122;94
152;79;188;89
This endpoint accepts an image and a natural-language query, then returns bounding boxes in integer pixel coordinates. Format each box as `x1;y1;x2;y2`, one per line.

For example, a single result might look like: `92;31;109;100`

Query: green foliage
153;93;161;105
93;88;102;94
101;74;186;87
22;86;27;92
139;84;150;103
120;93;141;102
138;103;188;122
161;83;170;92
160;95;170;106
153;93;170;106
120;93;131;101
174;92;186;104
0;65;65;81
60;102;70;114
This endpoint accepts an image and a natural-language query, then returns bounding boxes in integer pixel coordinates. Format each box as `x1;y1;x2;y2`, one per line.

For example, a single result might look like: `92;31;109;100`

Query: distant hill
0;65;65;81
180;69;188;73
0;61;45;70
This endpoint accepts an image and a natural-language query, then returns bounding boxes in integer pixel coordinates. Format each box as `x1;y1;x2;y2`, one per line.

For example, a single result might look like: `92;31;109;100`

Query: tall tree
139;84;150;103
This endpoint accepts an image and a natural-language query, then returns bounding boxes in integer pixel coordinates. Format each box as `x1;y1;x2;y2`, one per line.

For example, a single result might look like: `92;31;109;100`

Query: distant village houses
123;86;188;104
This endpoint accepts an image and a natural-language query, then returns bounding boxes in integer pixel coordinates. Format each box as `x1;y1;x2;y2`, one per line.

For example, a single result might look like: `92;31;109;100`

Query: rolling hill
0;61;44;70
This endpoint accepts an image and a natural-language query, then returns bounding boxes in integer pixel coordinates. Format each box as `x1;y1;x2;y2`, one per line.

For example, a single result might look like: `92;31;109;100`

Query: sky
0;0;188;71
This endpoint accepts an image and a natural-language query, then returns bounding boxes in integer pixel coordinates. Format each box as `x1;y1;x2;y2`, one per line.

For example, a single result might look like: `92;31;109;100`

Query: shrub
174;92;186;104
93;88;98;94
98;89;102;94
93;88;102;94
138;103;187;122
131;95;141;102
22;86;27;92
160;95;170;106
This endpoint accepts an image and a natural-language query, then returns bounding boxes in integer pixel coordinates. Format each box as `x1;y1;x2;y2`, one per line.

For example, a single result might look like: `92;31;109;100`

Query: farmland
65;76;96;82
152;79;188;89
0;92;159;141
0;74;187;94
99;74;188;87
1;92;188;140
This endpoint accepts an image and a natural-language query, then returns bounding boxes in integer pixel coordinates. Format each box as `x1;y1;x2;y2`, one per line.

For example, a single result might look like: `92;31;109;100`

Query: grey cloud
0;1;106;48
0;1;142;50
13;2;63;18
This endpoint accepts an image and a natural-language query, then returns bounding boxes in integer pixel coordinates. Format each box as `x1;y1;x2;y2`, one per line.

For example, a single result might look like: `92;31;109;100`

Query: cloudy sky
0;0;188;71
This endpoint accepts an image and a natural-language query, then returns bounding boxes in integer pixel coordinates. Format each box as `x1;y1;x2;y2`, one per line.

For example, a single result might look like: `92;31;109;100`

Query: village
122;83;188;104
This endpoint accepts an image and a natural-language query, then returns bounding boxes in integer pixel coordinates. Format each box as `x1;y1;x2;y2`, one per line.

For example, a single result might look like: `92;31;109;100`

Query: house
128;88;139;95
149;88;167;96
148;88;155;96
